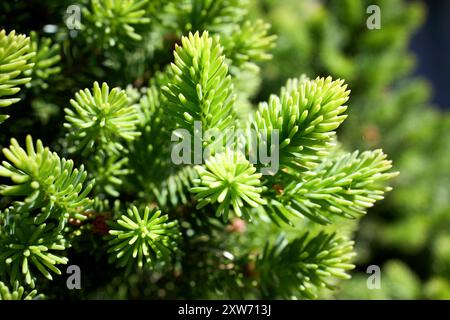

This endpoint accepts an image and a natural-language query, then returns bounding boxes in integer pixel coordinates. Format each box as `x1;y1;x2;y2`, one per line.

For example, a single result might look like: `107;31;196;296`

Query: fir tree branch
169;0;249;34
191;150;266;221
107;206;181;272
256;232;355;299
0;281;43;300
0;135;94;224
162;31;236;135
0;210;69;288
25;31;61;90
83;0;151;48
265;149;398;225
252;76;350;173
0;29;35;108
222;19;277;72
64;81;141;155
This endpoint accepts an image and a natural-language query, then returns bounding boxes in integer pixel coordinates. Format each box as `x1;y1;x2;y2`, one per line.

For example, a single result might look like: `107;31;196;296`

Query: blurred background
251;0;450;299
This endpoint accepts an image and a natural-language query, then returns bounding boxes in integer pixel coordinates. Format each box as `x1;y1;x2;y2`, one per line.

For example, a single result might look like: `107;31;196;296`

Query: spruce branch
162;31;236;135
0;29;35;108
169;0;249;34
128;85;198;206
252;76;349;173
83;0;151;48
0;211;69;288
0;281;43;300
0;135;94;224
191;150;266;221
163;0;276;78
0;3;402;299
265;149;398;225
256;232;355;299
89;152;130;197
129;86;171;187
25;31;61;90
155;166;198;207
64;81;140;155
107;206;181;272
222;19;277;71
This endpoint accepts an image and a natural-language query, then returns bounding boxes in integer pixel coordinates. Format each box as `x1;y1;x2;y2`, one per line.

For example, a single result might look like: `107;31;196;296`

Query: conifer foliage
0;30;34;110
253;0;450;299
0;0;397;299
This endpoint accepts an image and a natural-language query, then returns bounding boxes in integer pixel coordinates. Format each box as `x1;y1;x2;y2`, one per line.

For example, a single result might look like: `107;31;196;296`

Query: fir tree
0;0;398;299
254;0;450;299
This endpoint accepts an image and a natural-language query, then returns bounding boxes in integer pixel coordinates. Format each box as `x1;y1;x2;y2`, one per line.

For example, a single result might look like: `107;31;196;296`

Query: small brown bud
363;125;380;145
272;184;284;195
226;218;247;233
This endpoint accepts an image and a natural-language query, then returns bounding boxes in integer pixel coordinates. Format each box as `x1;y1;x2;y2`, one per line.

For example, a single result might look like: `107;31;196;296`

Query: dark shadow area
410;0;450;109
